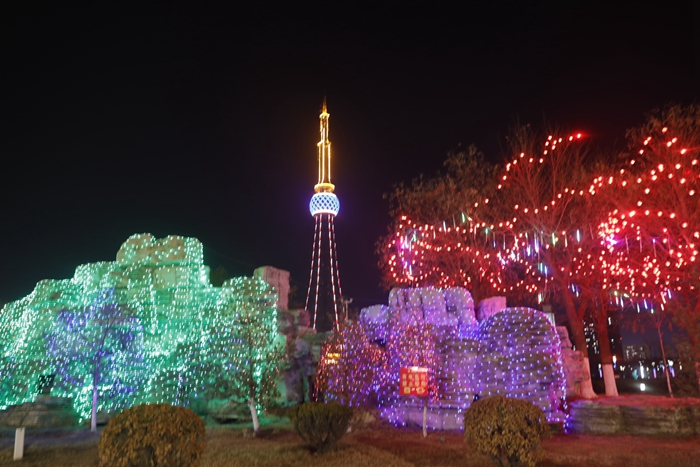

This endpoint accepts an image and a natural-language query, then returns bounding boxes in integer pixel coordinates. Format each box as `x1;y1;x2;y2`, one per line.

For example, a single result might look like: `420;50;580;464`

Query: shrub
672;369;700;398
464;396;550;467
287;401;353;453
98;403;206;467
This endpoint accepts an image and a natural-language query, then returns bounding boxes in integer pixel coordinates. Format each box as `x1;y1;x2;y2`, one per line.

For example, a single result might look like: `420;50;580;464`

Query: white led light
310;192;340;216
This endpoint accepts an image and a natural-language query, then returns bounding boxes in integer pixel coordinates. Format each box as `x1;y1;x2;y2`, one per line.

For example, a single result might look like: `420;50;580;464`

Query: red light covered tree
596;104;700;390
378;147;500;303
481;125;617;397
379;125;621;398
379;108;700;397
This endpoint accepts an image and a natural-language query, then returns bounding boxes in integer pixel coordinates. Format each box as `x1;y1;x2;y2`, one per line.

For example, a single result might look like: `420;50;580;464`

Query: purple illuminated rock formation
359;287;567;430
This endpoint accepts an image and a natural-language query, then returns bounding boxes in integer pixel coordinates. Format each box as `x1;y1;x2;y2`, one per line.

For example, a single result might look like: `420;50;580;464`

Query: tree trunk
92;328;109;433
671;298;700;394
657;325;673;397
248;398;260;434
601;364;617;396
562;293;597;398
595;316;618;397
91;383;98;433
91;357;101;433
580;358;597;399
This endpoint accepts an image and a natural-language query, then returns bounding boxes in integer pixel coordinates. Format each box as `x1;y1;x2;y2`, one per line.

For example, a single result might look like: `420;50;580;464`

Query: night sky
1;3;698;311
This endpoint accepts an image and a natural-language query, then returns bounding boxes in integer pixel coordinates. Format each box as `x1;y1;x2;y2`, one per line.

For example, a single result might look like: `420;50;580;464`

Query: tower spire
306;99;343;331
315;98;334;193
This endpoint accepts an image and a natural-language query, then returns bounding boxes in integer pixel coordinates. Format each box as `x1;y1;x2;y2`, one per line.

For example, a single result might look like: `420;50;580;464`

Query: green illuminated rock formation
0;234;281;422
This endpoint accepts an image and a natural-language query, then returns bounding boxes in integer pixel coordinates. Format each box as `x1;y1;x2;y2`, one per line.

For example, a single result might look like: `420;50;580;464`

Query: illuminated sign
400;366;429;397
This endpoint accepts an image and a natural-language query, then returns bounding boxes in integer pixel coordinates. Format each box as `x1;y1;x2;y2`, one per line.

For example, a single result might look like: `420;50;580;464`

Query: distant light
640;383;646;392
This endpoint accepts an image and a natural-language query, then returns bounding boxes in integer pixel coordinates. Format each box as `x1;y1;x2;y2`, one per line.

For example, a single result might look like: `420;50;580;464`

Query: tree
384;146;498;226
623;304;675;396
287;283;305;310
380;126;615;398
374;298;440;426
317;320;380;407
200;278;283;435
378;146;500;303
47;288;145;432
597;104;700;390
485;125;634;397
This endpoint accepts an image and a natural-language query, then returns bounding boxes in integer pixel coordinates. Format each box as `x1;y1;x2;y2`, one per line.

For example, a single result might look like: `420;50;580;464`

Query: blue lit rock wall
0;234;278;420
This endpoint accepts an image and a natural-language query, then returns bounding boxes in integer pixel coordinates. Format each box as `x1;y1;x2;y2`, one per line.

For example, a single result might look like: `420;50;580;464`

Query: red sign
400;366;429;397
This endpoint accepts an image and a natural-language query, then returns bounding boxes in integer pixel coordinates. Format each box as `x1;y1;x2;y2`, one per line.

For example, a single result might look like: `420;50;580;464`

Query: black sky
1;3;698;309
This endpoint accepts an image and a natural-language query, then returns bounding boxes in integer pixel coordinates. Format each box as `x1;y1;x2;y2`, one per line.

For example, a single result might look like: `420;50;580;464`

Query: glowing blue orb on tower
309;192;340;216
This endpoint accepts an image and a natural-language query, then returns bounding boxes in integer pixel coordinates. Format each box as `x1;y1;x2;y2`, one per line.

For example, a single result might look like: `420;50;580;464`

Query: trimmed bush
464;396;550;467
98;403;206;467
288;402;353;453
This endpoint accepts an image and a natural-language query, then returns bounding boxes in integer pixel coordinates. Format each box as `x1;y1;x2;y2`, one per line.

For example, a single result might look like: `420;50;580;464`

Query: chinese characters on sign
400;366;429;397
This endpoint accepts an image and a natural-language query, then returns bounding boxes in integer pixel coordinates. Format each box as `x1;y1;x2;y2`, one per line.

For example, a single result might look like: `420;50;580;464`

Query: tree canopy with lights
198;277;283;434
595;104;700;387
47;288;145;431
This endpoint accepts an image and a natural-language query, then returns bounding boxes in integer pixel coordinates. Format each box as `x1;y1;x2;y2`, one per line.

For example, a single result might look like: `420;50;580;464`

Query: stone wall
569;396;700;435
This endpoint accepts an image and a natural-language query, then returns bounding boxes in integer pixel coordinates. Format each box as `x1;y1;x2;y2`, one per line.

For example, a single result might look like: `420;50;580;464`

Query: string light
0;234;282;421
381;123;699;314
326;288;568;429
379;107;700;404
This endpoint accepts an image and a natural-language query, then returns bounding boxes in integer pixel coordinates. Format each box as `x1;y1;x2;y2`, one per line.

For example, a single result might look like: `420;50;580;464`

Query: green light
0;234;282;422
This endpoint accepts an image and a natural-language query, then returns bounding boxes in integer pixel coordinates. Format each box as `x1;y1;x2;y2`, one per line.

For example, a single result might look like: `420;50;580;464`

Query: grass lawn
1;424;699;467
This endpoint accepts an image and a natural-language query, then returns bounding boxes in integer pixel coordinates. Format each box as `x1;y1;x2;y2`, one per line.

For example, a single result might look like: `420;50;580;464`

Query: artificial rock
278;308;316;403
556;326;590;398
0;234;279;422
207;399;253;424
475;296;506;322
359;287;567;430
0;396;78;428
255;266;290;311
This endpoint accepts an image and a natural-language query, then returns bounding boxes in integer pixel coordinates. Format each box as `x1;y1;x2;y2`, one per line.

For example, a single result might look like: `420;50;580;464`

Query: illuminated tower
305;99;343;332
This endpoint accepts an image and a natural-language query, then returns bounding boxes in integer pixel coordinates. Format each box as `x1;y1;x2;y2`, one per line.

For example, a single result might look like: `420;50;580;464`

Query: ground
1;420;699;467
